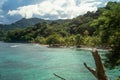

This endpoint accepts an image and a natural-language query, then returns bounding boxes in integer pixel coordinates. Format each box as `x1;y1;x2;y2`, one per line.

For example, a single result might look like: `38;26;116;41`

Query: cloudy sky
0;0;119;24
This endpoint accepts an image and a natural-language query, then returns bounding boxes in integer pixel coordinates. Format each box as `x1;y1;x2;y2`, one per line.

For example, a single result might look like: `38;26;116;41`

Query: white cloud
8;0;101;19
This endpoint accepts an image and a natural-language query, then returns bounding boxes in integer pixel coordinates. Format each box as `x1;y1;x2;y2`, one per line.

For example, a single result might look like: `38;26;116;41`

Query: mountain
1;13;98;30
0;18;50;30
0;18;67;30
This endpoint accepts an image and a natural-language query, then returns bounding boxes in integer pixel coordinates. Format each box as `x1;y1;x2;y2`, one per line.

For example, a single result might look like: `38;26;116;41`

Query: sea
0;42;119;80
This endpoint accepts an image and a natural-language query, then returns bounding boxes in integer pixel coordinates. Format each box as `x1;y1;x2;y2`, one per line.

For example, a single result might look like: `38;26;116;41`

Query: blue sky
0;0;119;24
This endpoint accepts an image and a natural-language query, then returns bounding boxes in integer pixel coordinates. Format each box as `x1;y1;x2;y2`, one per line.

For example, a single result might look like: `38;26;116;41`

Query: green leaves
46;34;62;45
90;2;120;67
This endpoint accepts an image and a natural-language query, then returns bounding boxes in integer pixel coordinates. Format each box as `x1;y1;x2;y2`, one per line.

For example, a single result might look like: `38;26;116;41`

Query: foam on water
10;45;19;47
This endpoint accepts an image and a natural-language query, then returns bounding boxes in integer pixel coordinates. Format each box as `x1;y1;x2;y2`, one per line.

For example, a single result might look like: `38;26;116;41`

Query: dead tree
84;48;109;80
54;48;109;80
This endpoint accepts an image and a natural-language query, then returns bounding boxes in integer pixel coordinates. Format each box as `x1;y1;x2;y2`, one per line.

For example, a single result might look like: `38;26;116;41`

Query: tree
32;36;46;44
91;2;120;67
75;34;82;47
46;34;63;46
69;35;76;46
84;30;89;36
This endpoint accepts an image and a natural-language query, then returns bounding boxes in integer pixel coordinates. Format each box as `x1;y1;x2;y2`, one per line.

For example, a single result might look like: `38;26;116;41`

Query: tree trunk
54;48;109;80
84;48;109;80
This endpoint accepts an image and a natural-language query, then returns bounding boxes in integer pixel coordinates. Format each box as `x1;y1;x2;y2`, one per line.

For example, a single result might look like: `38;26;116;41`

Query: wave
10;45;20;48
35;44;40;47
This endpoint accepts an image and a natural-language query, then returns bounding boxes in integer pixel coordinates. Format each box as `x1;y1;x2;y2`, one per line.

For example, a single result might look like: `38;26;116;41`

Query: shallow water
0;42;119;80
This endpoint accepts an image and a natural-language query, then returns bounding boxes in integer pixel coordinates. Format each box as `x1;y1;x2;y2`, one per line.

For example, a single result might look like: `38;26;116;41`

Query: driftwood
53;73;66;80
54;48;109;80
84;48;109;80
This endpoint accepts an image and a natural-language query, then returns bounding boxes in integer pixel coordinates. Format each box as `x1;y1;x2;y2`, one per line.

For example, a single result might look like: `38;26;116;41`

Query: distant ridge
0;10;99;30
0;18;67;30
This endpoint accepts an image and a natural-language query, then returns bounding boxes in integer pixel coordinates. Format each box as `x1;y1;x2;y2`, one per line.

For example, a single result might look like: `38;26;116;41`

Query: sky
0;0;119;24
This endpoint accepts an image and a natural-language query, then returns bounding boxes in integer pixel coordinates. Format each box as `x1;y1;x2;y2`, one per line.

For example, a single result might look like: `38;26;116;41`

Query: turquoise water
0;42;119;80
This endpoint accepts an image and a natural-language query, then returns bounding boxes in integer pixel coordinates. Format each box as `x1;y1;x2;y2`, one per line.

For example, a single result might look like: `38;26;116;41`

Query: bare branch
53;73;66;80
84;48;109;80
84;62;97;78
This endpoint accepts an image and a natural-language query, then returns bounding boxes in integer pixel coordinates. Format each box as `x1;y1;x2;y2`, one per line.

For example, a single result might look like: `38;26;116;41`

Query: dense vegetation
4;12;99;46
0;18;66;30
93;2;120;68
0;2;120;68
0;18;42;30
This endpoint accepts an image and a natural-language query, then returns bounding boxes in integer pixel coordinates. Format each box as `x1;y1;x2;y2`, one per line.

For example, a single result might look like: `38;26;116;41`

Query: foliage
4;10;98;45
0;30;6;40
75;34;82;47
90;2;120;67
31;36;46;44
46;34;62;45
117;78;120;80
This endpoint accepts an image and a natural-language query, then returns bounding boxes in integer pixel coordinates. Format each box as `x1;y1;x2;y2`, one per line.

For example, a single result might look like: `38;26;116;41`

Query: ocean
0;42;119;80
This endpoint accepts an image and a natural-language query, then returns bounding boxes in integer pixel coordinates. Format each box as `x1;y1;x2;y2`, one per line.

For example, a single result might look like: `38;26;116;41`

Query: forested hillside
0;18;40;30
0;18;69;30
4;11;99;46
0;2;120;67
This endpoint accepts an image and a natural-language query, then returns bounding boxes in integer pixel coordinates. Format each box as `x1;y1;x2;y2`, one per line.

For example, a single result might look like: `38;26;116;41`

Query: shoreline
0;41;111;51
43;44;110;51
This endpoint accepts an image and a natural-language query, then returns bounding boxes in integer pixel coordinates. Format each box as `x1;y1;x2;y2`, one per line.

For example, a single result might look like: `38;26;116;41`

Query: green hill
0;18;68;30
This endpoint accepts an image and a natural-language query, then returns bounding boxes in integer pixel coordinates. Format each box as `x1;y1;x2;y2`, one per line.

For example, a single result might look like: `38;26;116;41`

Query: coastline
40;43;110;51
0;41;111;51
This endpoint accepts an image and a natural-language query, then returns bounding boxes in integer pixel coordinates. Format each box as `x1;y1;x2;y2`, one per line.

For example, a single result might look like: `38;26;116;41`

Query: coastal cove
0;42;119;80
